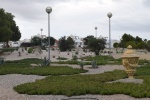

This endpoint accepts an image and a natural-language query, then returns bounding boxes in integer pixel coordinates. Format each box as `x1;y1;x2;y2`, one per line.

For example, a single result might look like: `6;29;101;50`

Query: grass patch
14;64;150;98
82;56;122;65
0;47;16;53
52;60;79;65
6;58;42;64
0;58;87;76
135;64;150;76
14;70;127;96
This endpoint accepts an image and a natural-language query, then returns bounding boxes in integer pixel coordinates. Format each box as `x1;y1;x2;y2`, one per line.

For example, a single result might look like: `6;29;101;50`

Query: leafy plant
0;58;5;65
91;60;98;68
72;55;77;61
75;51;79;55
78;60;84;70
28;47;33;53
41;57;50;66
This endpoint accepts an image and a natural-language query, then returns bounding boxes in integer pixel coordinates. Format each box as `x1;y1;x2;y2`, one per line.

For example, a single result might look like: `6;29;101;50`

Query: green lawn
0;58;87;76
13;64;150;98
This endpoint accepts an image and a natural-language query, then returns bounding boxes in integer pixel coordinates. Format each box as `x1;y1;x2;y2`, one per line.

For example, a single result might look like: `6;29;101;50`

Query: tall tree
0;8;21;46
120;33;135;48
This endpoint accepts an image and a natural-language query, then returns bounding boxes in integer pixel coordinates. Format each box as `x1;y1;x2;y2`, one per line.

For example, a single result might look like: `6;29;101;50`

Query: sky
0;0;150;41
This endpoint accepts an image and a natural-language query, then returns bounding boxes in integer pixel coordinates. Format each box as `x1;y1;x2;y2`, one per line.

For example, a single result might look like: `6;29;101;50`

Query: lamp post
95;27;98;38
107;12;112;55
46;6;52;61
40;28;43;46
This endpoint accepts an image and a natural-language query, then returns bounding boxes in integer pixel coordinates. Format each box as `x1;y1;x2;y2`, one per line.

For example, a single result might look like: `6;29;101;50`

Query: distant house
98;35;119;48
9;41;20;47
52;40;59;49
20;39;32;47
68;34;84;48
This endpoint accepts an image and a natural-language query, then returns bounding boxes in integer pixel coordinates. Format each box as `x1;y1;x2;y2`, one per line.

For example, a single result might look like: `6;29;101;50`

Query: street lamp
40;28;43;46
107;12;112;55
95;27;98;38
46;6;52;61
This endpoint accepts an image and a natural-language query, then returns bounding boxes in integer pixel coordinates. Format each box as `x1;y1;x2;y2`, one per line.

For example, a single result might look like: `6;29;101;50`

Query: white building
0;42;4;48
9;41;20;47
98;35;119;48
68;34;84;48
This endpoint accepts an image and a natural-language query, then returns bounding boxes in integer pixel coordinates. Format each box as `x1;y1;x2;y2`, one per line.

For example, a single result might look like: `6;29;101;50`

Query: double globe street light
46;6;52;61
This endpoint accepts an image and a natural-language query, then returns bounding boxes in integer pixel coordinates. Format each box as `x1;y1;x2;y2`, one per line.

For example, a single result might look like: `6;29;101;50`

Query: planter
122;45;139;79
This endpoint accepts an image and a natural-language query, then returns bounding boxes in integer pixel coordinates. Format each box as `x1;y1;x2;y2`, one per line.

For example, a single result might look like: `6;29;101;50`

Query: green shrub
91;60;98;68
78;60;84;70
72;55;77;61
41;57;50;66
57;57;68;60
75;51;79;55
28;47;33;53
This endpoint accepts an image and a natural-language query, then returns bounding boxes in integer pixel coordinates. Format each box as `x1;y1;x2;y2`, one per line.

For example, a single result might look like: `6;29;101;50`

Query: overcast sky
0;0;150;40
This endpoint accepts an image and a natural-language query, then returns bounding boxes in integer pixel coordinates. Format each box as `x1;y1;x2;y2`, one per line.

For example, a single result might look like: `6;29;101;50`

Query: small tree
59;36;75;51
66;37;74;51
59;36;67;51
87;38;106;55
113;42;119;48
31;36;41;46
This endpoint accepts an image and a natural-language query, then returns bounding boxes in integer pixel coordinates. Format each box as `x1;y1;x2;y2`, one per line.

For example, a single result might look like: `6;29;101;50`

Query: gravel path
0;65;150;100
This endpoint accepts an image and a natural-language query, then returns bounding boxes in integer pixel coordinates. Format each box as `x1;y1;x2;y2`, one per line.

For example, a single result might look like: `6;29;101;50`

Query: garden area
0;56;150;98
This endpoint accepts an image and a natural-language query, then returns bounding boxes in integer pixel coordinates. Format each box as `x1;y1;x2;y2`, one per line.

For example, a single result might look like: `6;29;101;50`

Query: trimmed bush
28;47;33;53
